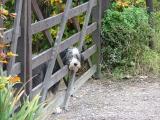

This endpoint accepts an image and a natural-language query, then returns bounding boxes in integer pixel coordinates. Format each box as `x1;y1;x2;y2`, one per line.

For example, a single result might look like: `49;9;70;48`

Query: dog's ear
80;53;84;61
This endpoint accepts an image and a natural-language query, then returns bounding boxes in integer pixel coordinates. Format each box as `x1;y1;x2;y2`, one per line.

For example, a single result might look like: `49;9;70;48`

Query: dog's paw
53;107;63;114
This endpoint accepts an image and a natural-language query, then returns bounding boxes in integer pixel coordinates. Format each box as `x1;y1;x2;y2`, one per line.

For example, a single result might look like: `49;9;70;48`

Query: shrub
102;6;157;77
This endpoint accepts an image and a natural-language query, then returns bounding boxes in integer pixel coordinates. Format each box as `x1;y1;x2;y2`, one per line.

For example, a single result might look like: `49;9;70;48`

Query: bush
101;6;159;77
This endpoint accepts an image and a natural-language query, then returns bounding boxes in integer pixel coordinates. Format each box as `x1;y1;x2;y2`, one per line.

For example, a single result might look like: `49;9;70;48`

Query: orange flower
9;75;21;83
0;9;9;16
117;1;128;7
0;43;9;49
9;13;16;18
0;60;8;64
121;2;128;7
55;0;62;3
0;43;6;49
7;51;18;57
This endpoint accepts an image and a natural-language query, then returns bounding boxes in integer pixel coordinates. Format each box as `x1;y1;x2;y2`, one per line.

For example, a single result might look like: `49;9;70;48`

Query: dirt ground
48;75;160;120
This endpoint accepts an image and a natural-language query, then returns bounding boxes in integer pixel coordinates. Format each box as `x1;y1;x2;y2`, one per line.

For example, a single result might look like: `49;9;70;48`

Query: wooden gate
3;0;106;111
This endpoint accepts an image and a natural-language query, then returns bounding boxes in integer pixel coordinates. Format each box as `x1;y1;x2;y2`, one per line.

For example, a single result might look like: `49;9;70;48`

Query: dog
32;47;83;93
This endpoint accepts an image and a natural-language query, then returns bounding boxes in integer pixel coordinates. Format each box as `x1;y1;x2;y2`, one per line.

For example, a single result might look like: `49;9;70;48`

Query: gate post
92;0;102;79
16;0;32;94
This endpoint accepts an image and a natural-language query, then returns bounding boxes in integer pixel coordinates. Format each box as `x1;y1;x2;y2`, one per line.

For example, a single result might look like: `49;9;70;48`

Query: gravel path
48;76;160;120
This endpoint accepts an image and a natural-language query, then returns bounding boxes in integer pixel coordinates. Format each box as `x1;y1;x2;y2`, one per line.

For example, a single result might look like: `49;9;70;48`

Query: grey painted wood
146;0;153;13
63;71;76;110
30;83;42;99
56;54;68;87
41;0;73;102
10;62;21;75
16;0;28;88
26;0;32;93
92;0;102;79
79;0;94;52
4;28;20;44
82;44;97;60
32;0;53;45
101;0;110;17
46;65;68;89
7;0;23;75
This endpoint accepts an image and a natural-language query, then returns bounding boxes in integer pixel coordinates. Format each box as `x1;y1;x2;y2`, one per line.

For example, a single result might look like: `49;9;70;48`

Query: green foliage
141;49;160;74
153;0;160;11
101;6;160;77
0;69;45;120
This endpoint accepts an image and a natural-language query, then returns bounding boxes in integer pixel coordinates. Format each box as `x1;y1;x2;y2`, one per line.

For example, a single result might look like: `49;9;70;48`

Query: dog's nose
74;63;77;66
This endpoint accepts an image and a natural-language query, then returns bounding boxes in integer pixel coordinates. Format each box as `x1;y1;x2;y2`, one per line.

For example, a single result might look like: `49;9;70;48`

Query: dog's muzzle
69;57;81;72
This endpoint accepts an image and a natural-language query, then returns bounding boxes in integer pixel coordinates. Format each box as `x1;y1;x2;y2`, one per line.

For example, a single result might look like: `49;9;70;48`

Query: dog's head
65;47;83;72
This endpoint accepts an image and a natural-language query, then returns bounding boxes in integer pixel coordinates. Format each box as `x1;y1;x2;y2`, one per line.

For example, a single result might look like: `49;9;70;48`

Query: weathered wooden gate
3;0;107;112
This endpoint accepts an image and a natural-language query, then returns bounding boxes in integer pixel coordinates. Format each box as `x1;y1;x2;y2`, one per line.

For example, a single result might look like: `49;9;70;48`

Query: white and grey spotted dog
32;47;83;90
65;47;82;72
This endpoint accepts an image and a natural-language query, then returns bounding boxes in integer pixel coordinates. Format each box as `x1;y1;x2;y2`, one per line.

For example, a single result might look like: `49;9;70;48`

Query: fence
3;0;108;112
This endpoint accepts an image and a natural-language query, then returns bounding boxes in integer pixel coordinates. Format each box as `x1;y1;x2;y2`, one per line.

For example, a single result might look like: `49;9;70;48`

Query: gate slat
41;0;73;102
7;0;23;75
79;0;94;51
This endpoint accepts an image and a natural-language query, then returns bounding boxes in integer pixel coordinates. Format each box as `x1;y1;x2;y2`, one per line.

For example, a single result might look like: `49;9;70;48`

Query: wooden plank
26;0;32;93
4;29;14;43
56;54;68;87
10;62;21;75
30;83;42;99
79;0;94;52
146;0;153;13
30;65;68;100
63;71;76;109
82;44;97;60
45;65;68;89
16;0;28;89
7;0;23;74
101;0;110;17
31;0;97;34
31;0;53;45
71;65;96;95
92;0;102;79
41;0;73;102
32;22;97;69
